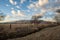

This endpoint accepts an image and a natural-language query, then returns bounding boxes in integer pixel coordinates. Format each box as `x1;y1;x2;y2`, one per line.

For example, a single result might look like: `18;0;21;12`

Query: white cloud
27;3;35;9
27;0;50;17
5;15;10;20
0;10;26;23
33;9;46;17
27;1;40;12
9;0;17;5
11;9;25;17
16;6;20;9
39;0;48;6
11;9;16;15
17;10;25;16
27;2;36;9
20;0;26;4
27;3;39;12
11;7;14;10
1;10;25;23
3;15;13;22
27;0;49;10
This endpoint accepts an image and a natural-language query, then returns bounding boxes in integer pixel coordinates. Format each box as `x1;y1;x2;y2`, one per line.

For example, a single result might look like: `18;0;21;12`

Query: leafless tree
32;15;43;24
54;9;60;24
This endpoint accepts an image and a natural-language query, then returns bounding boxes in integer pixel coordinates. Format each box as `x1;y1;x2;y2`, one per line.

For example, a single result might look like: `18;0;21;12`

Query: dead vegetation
0;21;59;40
8;25;60;40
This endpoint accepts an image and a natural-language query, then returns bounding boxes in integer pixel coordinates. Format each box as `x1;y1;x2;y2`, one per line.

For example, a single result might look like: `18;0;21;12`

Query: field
8;25;60;40
0;21;59;40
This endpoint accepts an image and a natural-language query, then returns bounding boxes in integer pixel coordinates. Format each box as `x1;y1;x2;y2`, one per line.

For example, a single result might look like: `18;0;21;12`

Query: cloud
11;9;25;17
11;9;16;15
16;6;20;9
33;9;46;17
20;0;26;4
27;3;39;12
27;0;49;17
27;0;49;10
39;0;48;6
11;7;14;10
5;15;10;20
17;10;25;16
1;10;25;23
3;15;13;22
27;1;41;12
9;0;17;5
27;3;35;9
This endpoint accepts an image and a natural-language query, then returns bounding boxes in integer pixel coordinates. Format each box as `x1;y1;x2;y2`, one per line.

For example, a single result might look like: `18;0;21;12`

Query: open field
8;25;60;40
0;21;59;40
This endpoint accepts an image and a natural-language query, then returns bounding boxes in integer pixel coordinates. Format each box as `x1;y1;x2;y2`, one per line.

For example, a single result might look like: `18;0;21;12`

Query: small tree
32;15;42;24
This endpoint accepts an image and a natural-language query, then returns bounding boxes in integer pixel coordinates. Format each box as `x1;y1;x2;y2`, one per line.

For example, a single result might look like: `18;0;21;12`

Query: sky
0;0;60;23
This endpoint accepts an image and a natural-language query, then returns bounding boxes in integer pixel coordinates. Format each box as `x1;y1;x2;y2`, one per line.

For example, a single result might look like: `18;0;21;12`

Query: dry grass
8;25;60;40
0;22;59;40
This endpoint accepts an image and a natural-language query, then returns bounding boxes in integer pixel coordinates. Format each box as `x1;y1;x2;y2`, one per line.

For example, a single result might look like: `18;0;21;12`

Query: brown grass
8;25;60;40
0;22;59;40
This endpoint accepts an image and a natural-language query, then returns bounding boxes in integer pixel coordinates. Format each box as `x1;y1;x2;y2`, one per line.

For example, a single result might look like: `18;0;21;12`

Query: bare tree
54;9;60;24
31;10;46;23
32;15;43;24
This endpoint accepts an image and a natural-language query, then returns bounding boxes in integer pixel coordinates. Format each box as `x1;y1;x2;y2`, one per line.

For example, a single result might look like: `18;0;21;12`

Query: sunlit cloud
16;6;20;9
11;7;14;10
27;0;49;10
1;15;12;23
11;9;25;17
20;0;26;4
1;10;26;23
27;3;35;9
11;9;16;15
33;9;46;17
39;0;48;6
5;15;10;19
9;0;17;5
17;10;25;16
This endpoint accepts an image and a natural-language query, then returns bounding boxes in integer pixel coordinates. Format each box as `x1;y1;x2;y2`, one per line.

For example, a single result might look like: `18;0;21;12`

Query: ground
0;21;59;40
8;25;60;40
